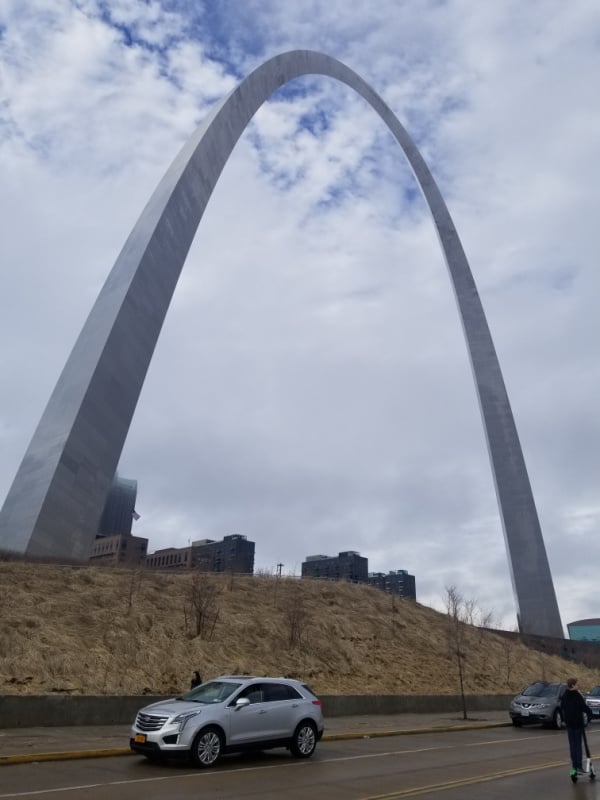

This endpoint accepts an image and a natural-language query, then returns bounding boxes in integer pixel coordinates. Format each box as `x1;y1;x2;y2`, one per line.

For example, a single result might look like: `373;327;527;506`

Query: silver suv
130;675;325;767
509;681;589;729
586;685;600;720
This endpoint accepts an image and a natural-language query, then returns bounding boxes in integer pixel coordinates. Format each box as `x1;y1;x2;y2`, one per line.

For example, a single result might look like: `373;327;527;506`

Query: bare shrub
445;585;469;720
125;567;145;612
185;572;220;639
281;585;312;649
501;636;518;686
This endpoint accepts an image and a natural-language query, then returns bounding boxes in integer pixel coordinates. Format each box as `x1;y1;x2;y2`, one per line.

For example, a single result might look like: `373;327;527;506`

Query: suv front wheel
191;726;224;768
553;709;564;730
290;721;317;758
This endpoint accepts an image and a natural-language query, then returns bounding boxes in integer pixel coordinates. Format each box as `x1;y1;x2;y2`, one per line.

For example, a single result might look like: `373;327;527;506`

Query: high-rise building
301;551;368;583
368;569;416;600
90;475;146;564
97;476;138;537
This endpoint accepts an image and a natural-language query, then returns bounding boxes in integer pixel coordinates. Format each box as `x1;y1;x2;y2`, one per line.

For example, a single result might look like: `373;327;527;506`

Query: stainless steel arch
0;50;562;637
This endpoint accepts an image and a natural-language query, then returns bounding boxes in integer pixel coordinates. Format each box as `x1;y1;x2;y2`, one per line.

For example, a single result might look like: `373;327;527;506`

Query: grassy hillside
1;561;598;697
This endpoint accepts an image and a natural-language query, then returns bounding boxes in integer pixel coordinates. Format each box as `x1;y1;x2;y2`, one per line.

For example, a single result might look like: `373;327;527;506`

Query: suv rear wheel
191;726;224;768
290;721;317;758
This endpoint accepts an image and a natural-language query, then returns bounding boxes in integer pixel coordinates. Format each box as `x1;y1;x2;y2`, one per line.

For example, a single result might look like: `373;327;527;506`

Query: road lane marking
358;759;568;799
464;734;554;746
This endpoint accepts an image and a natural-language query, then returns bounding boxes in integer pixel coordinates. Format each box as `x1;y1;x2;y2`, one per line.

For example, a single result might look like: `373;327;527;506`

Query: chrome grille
136;712;169;732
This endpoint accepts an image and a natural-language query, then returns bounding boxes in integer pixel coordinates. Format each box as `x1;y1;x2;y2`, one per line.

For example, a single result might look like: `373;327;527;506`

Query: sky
0;0;599;632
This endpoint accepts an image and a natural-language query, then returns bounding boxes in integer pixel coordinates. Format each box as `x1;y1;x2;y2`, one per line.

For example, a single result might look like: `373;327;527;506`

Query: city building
567;618;600;642
145;534;255;574
301;551;368;583
97;475;138;537
89;533;148;565
368;569;416;600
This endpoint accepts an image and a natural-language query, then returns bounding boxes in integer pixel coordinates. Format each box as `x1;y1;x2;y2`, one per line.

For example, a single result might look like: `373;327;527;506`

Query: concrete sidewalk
0;711;510;765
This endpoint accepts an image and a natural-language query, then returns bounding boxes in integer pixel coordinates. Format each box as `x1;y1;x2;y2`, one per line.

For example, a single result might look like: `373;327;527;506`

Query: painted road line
359;759;568;799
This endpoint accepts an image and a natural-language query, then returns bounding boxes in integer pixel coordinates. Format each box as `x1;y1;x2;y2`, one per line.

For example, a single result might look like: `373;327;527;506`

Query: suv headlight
172;711;201;731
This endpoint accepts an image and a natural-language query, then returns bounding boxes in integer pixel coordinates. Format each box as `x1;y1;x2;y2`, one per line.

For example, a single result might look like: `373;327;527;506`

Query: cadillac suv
130;675;324;767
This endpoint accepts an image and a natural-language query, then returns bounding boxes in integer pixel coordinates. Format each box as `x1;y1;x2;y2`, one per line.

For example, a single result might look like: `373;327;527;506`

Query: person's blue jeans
567;727;583;770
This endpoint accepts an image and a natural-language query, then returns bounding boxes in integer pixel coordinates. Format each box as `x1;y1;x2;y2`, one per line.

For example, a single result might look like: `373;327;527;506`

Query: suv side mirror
235;697;251;709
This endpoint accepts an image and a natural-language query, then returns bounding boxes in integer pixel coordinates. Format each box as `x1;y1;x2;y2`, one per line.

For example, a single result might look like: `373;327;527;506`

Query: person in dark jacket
561;677;589;777
190;670;202;690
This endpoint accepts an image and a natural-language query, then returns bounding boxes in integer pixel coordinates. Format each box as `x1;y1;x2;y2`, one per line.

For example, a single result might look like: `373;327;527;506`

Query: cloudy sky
1;0;599;631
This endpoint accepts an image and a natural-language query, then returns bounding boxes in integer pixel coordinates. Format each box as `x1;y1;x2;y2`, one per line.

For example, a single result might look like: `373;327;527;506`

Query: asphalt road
1;726;599;799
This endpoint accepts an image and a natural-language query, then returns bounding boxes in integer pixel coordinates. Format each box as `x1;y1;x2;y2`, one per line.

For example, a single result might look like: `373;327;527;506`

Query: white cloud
0;0;599;632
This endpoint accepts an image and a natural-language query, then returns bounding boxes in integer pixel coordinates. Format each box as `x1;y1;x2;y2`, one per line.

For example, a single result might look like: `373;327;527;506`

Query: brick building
90;533;148;565
145;534;255;574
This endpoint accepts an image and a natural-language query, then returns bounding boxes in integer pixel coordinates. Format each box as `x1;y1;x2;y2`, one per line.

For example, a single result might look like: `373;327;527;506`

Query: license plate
134;734;147;744
593;710;600;716
522;710;530;717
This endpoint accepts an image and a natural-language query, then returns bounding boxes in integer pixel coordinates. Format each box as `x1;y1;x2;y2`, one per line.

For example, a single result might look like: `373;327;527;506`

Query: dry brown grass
1;562;598;697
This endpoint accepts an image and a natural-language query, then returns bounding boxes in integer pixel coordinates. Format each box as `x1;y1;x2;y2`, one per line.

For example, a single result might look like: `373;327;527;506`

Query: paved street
1;725;599;799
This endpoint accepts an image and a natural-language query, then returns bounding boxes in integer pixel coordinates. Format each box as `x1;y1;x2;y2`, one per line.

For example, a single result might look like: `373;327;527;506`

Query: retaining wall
0;694;513;729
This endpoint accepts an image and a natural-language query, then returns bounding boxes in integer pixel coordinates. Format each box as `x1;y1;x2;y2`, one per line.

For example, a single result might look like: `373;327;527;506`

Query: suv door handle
259;709;267;714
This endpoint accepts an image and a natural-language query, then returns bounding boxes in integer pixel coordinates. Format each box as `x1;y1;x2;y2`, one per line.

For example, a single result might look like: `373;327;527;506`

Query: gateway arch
0;50;563;637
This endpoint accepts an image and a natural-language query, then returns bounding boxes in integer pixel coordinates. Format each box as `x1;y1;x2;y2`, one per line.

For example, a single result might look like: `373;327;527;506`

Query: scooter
570;726;596;783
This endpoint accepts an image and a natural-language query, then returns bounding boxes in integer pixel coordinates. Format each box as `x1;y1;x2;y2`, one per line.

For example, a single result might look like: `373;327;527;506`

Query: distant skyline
1;1;599;630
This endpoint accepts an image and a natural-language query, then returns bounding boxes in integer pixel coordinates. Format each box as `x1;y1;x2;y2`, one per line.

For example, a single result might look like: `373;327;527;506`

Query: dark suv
509;681;590;729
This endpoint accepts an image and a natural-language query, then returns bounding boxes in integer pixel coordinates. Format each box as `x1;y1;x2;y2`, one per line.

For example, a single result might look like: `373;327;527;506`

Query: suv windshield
588;686;600;697
179;680;242;704
522;682;560;698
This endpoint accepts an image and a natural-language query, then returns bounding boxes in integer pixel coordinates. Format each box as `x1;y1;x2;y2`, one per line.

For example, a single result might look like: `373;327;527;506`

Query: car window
589;686;600;697
522;682;560;697
263;683;302;702
180;680;242;704
235;684;265;704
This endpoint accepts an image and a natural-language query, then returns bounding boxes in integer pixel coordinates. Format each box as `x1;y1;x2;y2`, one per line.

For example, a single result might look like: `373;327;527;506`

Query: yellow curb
0;748;132;766
0;722;511;766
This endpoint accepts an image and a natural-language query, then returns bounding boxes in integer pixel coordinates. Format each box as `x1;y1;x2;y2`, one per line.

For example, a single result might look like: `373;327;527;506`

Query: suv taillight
312;699;322;707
